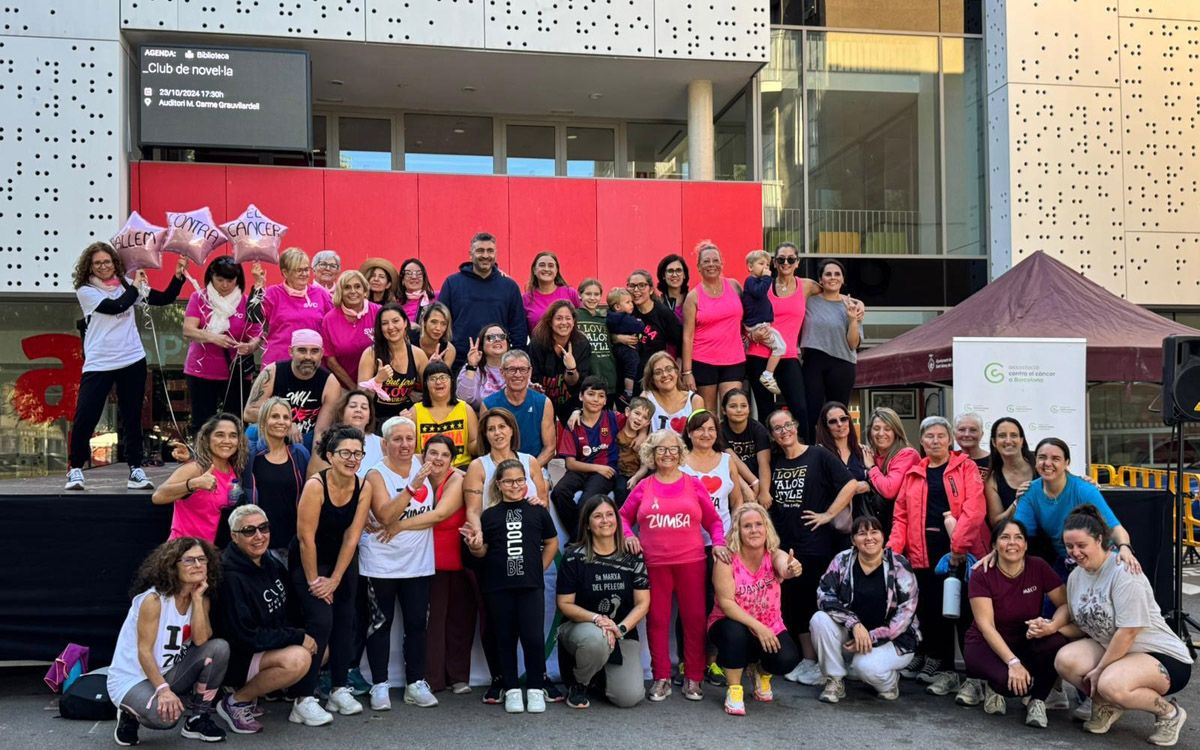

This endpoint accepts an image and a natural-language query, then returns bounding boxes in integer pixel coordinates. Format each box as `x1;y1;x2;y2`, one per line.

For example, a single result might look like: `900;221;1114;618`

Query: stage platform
0;464;174;498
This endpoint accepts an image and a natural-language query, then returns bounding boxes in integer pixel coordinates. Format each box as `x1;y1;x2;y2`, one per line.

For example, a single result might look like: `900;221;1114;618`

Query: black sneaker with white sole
483;676;503;704
180;713;226;743
114;708;140;746
127;467;155;490
542;677;564;703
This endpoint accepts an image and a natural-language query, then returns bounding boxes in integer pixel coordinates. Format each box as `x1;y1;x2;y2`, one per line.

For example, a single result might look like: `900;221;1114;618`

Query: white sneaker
504;688;524;714
65;468;86;491
325;686;363;716
127;467;154;490
403;680;438;708
758;371;782;396
1044;686;1070;710
795;659;824;686
526;689;546;713
369;683;391;711
288;697;333;726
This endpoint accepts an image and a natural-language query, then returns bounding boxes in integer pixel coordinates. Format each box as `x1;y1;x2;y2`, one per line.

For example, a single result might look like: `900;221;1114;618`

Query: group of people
69;235;1192;747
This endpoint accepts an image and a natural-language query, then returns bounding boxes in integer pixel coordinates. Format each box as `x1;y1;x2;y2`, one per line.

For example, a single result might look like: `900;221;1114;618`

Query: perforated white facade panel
368;0;485;47
485;0;654;56
177;0;365;40
0;34;124;293
988;0;1200;305
655;0;768;60
2;1;119;39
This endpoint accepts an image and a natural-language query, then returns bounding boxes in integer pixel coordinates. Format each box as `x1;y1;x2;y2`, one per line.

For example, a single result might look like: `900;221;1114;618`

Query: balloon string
184;271;202;295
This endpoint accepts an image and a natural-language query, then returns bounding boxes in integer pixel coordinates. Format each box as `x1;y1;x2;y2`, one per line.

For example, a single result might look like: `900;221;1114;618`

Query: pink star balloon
220;204;287;265
163;206;228;265
111;211;165;273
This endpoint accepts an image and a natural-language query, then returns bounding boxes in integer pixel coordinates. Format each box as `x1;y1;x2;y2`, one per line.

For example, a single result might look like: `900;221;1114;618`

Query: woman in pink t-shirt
153;413;249;542
621;429;727;703
320;270;379;390
398;258;436;334
709;503;803;715
522;251;581;334
182;256;264;435
680;242;746;415
257;248;333;365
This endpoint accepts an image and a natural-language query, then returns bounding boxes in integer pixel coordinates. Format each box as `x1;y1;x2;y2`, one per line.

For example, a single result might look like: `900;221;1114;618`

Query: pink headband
290;329;323;348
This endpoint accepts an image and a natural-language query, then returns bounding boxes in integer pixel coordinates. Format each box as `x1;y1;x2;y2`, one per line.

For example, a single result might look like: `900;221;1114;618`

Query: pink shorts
246;651;266;683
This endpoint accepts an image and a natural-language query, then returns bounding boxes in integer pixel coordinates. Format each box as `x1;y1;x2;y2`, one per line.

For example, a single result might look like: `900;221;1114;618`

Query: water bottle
942;571;962;619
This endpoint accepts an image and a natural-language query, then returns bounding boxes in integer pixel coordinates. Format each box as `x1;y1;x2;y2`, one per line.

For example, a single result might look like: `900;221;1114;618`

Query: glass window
806;32;940;255
626;122;688;179
506;124;556;176
567;127;616;177
762;29;805;252
943;38;985;256
715;90;750;181
312;115;327;168
772;0;981;33
338;117;392;171
404;114;494;175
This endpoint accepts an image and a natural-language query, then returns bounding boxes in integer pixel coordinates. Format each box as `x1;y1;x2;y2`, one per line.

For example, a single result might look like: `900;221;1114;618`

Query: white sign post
952;337;1088;465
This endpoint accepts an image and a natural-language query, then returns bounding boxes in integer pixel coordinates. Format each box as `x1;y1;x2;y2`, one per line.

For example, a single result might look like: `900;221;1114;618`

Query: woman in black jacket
216;504;323;731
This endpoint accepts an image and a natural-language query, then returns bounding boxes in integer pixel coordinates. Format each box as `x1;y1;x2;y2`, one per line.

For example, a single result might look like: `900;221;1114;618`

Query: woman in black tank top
360;303;429;431
289;426;374;710
984;417;1035;526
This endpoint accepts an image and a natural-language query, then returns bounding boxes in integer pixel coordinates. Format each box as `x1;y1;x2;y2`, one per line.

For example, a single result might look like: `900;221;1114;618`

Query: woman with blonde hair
257;247;333;365
321;270;379;390
154;413;249;543
862;407;920;534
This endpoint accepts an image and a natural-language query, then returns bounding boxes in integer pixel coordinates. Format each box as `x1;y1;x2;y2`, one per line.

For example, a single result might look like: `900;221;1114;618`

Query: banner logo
984;362;1005;383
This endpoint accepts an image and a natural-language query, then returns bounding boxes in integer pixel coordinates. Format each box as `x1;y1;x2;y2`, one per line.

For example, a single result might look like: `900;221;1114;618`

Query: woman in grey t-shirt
1031;505;1191;746
799;259;864;443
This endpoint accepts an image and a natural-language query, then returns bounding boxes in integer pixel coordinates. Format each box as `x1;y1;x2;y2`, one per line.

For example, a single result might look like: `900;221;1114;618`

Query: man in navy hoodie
438;232;529;364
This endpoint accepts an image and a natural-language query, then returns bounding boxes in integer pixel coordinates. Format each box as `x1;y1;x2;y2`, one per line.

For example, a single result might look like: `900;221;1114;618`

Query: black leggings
187;374;251;437
709;618;801;674
780;555;833;643
485;588;545;691
746;355;806;431
291;561;358;695
552;471;615;543
913;566;974;666
366;576;433;684
70;358;147;469
801;349;855;443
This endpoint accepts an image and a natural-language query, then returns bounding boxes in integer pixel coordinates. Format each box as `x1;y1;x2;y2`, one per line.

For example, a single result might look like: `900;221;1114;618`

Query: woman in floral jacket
809;514;920;703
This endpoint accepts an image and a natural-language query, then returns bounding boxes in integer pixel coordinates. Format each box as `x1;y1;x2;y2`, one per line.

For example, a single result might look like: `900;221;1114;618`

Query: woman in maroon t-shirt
964;518;1069;727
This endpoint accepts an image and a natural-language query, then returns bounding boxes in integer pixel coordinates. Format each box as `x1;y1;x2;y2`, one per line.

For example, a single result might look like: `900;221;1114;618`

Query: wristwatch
617;623;628;636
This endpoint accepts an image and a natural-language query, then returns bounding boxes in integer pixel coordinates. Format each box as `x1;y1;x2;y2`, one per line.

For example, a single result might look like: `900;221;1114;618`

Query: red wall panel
508;178;598;288
681;182;764;271
416;174;510;288
134;162;228;288
323;171;419;274
596;180;682;287
225;166;326;287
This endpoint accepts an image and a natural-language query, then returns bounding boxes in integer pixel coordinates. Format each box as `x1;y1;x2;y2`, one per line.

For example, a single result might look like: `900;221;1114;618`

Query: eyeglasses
774;256;798;265
627;282;650;290
499;477;528;488
92;259;114;268
427;374;451;384
826;416;850;426
665;267;684;275
651;366;677;377
503;366;531;375
402;270;424;278
234;522;271;538
771;421;798;435
314;262;339;270
485;333;508;343
179;556;209;567
653;446;682;456
333;449;366;461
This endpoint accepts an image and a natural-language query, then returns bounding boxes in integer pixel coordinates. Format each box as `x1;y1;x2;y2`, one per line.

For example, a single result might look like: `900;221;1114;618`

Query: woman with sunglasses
183;255;264;435
656;254;690;324
743;243;822;436
626;269;682;376
290;425;374;718
216;504;321;733
814;402;875;518
110;537;230;746
456;323;510;409
154;413;249;543
764;408;857;687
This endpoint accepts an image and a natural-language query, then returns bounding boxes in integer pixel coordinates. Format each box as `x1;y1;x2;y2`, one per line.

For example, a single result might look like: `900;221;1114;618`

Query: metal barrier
1090;464;1200;552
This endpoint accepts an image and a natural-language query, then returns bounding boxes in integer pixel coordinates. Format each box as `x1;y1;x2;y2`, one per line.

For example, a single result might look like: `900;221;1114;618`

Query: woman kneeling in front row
708;503;802;715
811;514;919;703
1048;505;1192;747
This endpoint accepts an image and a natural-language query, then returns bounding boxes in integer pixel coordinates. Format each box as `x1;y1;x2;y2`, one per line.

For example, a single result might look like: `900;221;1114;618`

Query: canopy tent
856;251;1199;387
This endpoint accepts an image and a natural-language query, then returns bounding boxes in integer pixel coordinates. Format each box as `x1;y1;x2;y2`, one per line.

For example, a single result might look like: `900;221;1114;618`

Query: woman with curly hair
153;413;249;543
108;537;230;746
529;299;592;425
65;241;188;493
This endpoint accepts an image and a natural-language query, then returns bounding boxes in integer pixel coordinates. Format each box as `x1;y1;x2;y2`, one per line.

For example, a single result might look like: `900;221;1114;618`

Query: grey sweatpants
117;639;229;729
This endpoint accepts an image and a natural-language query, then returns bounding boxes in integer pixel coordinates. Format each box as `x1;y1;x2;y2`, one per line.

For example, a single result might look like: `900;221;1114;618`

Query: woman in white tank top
641;351;704;434
109;538;231;741
462;408;548;527
680;410;745;540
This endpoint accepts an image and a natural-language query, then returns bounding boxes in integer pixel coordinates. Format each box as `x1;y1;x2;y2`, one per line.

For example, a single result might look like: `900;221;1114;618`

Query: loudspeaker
1163;335;1200;425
